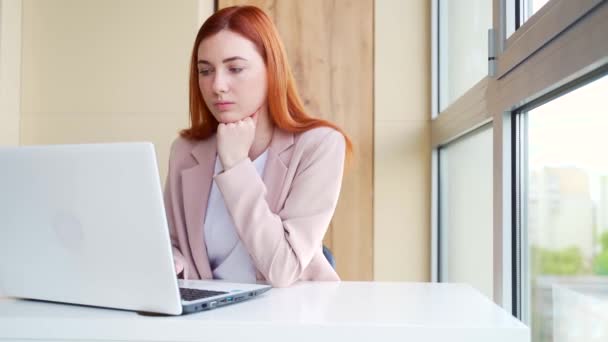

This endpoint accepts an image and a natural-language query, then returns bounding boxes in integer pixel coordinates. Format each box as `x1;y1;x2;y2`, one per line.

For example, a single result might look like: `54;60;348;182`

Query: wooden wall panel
218;0;374;280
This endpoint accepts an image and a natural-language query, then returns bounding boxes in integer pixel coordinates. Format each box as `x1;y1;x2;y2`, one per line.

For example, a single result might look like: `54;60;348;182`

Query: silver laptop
0;142;270;315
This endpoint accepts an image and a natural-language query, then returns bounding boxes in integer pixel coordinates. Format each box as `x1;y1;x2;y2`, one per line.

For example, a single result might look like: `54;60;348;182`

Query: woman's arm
215;129;345;287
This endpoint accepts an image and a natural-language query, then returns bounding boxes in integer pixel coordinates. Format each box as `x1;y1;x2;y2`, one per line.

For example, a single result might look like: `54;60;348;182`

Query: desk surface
0;281;529;342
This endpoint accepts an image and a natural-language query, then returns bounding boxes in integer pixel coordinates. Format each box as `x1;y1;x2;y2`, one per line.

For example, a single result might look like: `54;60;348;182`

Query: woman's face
197;30;268;124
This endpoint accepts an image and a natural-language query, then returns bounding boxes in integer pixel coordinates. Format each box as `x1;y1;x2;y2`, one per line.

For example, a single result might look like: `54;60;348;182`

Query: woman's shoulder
293;126;344;148
169;136;197;158
167;135;212;168
289;126;346;160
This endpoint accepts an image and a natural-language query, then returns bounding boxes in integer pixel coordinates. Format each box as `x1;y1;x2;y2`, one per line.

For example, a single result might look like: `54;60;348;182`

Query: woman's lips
214;102;234;111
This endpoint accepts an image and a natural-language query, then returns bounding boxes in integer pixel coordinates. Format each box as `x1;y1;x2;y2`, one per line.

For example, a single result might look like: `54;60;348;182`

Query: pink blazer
163;126;344;287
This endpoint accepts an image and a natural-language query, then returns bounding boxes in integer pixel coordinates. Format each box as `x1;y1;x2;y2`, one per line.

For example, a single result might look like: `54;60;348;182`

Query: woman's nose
212;71;229;94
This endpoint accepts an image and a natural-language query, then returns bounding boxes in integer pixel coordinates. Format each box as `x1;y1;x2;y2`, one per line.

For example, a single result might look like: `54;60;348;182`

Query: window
433;0;608;325
506;0;551;38
439;125;494;299
521;0;551;28
527;0;551;20
522;75;608;342
438;0;492;111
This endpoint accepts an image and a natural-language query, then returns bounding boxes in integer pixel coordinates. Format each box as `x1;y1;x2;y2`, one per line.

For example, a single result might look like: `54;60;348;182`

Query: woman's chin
215;113;238;124
219;118;241;124
216;112;248;124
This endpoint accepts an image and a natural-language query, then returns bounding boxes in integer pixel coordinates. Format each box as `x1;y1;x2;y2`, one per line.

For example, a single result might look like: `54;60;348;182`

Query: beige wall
374;0;431;281
0;0;22;146
19;0;209;181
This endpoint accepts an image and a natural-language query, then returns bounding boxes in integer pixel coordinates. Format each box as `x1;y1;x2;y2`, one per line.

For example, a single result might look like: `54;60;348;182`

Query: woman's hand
217;113;257;170
174;258;184;275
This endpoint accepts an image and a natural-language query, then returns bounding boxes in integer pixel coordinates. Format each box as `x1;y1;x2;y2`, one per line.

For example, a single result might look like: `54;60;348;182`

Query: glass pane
439;125;493;299
438;0;492;112
526;75;608;342
526;0;551;22
507;0;551;39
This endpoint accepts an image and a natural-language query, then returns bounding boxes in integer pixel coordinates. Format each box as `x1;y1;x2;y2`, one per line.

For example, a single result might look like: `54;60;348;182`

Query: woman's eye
229;67;243;74
199;69;212;76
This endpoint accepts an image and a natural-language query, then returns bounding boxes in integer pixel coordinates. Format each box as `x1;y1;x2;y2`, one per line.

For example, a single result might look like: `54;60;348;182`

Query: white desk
0;281;529;342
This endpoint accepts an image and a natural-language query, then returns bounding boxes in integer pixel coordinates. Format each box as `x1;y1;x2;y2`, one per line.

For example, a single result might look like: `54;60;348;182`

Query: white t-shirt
203;151;269;282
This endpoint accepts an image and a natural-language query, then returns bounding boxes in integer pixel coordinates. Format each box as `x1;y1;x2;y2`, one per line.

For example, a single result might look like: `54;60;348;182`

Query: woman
164;5;352;288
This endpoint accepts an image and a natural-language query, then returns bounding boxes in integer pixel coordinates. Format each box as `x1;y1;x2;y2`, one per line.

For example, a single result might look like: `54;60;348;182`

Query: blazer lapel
262;128;294;212
181;136;216;279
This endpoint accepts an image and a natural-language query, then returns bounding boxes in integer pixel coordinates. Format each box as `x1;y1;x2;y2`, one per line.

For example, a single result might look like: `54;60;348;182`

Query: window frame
513;70;608;326
431;0;608;320
499;0;604;78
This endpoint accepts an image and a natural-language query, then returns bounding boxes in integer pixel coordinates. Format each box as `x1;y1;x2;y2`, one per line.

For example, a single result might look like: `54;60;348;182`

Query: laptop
0;142;271;315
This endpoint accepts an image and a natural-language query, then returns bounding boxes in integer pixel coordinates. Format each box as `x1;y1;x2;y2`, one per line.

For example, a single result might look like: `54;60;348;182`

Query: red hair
180;5;352;156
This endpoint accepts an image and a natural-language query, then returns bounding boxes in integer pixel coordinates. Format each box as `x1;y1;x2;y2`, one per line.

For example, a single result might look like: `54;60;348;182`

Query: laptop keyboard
179;288;228;301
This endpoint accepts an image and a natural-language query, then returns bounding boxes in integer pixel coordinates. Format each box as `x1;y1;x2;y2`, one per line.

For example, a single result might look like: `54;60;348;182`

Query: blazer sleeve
163;141;188;278
214;130;345;287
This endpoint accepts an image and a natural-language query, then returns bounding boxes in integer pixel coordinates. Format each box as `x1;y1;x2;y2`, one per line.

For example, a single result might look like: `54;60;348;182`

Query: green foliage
593;250;608;275
531;246;584;275
531;231;608;276
592;231;608;275
600;231;608;251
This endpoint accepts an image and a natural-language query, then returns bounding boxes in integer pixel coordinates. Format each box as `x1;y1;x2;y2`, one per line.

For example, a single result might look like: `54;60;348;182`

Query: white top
0;282;530;342
204;151;269;282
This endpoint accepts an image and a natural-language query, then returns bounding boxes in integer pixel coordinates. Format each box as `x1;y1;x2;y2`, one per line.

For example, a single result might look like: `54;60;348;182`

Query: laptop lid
0;143;183;315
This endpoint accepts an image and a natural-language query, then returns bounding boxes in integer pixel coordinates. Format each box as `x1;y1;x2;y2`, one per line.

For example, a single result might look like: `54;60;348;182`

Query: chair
322;245;336;269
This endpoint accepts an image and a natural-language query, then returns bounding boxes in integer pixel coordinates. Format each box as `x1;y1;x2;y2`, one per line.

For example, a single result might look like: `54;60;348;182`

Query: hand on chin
216;111;258;170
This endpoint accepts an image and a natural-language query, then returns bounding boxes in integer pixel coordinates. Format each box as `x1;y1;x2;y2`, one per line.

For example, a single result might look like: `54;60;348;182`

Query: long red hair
180;5;352;155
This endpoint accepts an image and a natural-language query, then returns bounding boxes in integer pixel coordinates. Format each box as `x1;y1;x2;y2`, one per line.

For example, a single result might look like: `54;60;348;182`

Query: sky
528;76;608;174
528;75;608;202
